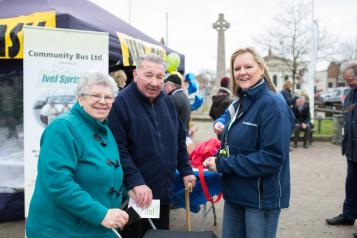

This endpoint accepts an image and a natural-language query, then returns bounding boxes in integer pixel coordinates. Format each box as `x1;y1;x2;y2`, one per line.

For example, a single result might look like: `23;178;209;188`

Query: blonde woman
111;70;127;90
204;47;294;238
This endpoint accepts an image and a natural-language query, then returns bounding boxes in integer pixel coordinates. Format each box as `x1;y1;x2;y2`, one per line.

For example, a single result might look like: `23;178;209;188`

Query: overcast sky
89;0;357;74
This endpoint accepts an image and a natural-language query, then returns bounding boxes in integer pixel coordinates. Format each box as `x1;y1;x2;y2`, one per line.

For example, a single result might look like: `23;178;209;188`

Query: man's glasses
81;93;114;103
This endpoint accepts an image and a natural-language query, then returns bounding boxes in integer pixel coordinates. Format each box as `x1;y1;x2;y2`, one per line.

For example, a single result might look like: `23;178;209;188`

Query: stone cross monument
213;13;230;91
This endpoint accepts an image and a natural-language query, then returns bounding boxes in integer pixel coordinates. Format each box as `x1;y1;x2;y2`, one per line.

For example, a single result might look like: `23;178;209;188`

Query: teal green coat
26;103;123;238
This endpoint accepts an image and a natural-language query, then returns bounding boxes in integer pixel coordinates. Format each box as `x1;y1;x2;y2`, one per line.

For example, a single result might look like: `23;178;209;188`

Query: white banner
23;26;108;216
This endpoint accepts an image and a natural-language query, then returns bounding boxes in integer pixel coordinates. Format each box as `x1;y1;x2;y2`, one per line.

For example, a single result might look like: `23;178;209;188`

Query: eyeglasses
81;93;114;103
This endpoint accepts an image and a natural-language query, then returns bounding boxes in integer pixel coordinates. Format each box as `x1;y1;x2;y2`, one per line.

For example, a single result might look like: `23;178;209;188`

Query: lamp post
128;0;132;24
307;0;319;120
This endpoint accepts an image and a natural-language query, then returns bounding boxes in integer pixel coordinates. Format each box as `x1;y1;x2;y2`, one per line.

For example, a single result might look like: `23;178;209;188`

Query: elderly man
326;61;357;238
164;73;191;135
291;96;311;148
108;55;196;238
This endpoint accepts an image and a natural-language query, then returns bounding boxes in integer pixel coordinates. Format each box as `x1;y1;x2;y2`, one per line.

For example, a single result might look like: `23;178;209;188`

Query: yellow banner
116;32;167;66
0;11;56;59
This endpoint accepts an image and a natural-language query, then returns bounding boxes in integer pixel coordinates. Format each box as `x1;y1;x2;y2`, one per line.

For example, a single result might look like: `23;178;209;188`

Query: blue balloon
187;81;199;95
185;73;195;83
191;94;204;111
185;73;199;95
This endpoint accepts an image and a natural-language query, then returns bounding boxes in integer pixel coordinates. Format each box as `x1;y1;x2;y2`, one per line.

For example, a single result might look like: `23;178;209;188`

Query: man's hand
101;209;129;229
183;174;196;189
213;122;225;135
128;185;152;208
302;123;307;129
203;157;217;172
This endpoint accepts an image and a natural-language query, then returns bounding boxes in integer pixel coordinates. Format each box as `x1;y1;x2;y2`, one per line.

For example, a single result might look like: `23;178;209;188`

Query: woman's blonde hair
111;70;127;88
230;47;276;96
282;80;293;90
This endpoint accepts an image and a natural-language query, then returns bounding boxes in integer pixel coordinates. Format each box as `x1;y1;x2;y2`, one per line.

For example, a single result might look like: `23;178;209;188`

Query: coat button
109;187;115;195
108;187;121;197
106;159;120;168
93;134;100;141
100;139;107;147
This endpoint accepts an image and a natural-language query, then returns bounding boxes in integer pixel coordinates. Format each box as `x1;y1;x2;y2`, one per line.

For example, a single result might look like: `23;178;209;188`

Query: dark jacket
291;103;311;124
168;88;191;135
26;103;123;238
342;89;357;162
280;88;296;107
209;92;233;121
216;81;294;209
108;83;193;205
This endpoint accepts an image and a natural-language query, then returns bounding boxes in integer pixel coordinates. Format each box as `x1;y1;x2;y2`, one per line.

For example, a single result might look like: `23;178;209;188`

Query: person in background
291;96;311;148
325;61;357;238
111;70;127;90
209;76;233;121
26;72;128;237
61;102;71;113
108;55;196;238
40;101;59;125
280;80;297;107
164;73;191;135
203;47;294;238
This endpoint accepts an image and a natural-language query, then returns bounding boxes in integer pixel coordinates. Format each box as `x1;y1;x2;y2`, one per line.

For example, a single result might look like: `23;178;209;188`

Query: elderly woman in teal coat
26;72;128;238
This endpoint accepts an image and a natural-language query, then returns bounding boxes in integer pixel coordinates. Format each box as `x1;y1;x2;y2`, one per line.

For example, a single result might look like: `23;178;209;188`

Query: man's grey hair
136;54;167;71
340;60;357;76
76;72;118;98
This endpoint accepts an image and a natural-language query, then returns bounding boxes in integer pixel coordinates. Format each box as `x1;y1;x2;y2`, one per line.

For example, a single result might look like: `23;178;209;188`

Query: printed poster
23;26;108;216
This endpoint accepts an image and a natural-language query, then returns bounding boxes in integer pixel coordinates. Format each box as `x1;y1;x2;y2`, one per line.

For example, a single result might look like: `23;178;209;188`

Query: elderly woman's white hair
76;72;118;98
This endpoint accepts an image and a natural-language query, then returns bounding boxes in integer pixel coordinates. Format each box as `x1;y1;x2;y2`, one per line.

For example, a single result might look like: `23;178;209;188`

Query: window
284;75;289;81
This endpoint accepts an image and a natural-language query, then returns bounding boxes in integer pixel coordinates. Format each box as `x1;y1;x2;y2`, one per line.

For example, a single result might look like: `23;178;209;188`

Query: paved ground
0;120;355;238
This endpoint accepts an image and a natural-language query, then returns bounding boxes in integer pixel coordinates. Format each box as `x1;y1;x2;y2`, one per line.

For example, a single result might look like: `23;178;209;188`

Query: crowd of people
25;50;357;238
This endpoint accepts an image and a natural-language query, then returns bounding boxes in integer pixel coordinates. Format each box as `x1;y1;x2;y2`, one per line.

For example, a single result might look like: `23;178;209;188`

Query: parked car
316;87;350;105
315;88;335;101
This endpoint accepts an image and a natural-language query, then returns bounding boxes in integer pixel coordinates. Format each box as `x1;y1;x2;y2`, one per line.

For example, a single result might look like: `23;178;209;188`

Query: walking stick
185;182;193;231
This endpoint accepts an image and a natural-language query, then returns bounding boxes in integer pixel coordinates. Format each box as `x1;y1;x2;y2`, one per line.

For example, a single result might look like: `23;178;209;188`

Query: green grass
313;119;333;136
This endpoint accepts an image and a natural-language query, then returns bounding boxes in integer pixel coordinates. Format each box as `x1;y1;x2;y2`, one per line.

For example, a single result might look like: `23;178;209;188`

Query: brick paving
0;120;355;238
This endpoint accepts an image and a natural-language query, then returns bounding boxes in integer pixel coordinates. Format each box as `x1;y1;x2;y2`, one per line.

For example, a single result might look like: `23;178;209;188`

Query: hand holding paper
128;197;160;219
128;185;152;208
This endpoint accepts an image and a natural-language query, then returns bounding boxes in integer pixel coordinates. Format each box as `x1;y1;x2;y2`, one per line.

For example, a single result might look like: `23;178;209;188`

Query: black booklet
125;206;141;226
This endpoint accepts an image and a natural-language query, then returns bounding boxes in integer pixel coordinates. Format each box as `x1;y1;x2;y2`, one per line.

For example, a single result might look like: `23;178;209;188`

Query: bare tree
340;38;357;60
254;0;336;93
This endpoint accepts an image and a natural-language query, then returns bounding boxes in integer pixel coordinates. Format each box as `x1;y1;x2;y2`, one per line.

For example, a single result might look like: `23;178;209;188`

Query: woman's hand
203;157;217;172
213;122;225;136
101;209;129;229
